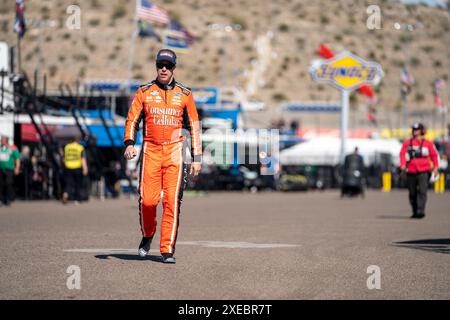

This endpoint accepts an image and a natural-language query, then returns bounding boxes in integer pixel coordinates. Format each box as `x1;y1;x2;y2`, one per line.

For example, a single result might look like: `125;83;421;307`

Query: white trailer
0;41;15;142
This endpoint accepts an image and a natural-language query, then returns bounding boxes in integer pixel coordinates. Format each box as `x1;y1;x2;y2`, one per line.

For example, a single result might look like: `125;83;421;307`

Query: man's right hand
124;145;137;160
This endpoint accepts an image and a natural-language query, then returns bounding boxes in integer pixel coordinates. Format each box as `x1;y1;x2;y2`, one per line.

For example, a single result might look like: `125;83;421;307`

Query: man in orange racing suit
124;49;202;263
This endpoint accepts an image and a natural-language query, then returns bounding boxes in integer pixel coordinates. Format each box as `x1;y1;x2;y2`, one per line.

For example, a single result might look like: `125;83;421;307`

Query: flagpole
17;34;22;74
127;0;139;96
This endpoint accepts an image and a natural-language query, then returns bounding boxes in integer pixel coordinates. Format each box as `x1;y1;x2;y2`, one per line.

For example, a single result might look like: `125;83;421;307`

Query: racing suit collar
155;78;176;90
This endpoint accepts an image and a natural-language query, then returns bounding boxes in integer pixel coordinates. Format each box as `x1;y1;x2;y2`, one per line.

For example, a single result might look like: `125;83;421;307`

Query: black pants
407;172;430;216
0;169;14;205
65;168;83;201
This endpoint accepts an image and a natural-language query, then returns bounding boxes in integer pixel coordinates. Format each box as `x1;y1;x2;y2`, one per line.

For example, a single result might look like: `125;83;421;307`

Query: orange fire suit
124;79;202;254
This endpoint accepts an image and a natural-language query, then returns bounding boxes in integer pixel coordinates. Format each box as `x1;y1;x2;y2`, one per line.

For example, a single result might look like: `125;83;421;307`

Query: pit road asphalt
0;190;449;299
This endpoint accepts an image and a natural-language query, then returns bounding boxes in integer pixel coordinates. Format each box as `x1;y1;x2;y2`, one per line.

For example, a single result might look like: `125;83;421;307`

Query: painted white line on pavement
64;249;160;254
63;241;300;253
178;241;300;248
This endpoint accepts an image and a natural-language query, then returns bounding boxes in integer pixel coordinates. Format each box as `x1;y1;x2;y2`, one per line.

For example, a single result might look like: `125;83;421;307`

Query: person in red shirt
123;49;202;263
399;123;439;219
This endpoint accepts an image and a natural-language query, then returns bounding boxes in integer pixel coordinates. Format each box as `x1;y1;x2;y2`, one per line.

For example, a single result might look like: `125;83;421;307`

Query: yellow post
434;173;446;194
382;172;391;192
439;173;445;193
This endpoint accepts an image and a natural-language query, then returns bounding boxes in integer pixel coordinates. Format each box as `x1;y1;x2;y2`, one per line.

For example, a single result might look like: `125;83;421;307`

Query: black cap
156;49;177;65
412;122;424;131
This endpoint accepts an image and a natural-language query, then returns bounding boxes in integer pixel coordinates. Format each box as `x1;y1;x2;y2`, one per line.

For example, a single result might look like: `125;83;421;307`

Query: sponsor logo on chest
148;107;183;127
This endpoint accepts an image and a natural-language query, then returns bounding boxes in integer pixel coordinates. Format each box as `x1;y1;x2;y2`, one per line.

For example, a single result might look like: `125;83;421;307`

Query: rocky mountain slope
1;0;449;127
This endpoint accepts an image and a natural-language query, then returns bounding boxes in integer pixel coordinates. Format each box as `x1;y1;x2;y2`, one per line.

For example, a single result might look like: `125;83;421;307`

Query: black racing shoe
161;253;176;264
138;237;152;258
411;213;425;219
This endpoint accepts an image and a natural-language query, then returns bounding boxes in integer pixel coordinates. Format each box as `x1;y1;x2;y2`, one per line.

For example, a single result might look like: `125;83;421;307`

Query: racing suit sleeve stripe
124;88;144;145
168;142;184;254
138;142;148;236
186;92;202;157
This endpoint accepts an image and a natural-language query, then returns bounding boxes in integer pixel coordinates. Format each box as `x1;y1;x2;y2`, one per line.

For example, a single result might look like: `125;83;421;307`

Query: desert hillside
0;0;449;127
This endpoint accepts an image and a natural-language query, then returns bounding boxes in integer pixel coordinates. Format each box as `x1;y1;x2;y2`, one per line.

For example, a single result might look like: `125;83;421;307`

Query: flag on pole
433;78;445;92
358;84;374;98
163;30;190;53
14;0;26;38
400;66;415;86
433;78;446;109
316;43;334;59
137;0;169;25
138;20;161;41
168;20;195;44
400;66;414;98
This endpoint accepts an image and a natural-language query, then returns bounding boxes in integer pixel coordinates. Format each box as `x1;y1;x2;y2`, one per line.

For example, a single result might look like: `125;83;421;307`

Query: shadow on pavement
377;215;410;220
392;238;450;255
95;254;163;262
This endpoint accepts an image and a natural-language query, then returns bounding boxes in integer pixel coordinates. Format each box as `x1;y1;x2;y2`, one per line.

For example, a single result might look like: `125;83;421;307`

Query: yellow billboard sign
310;51;384;91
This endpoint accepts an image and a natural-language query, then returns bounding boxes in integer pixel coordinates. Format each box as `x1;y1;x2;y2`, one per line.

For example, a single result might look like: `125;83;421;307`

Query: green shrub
272;93;287;101
196;75;206;82
90;0;101;9
415;92;425;102
112;4;127;20
320;15;330;25
25;52;34;62
433;60;442;68
73;54;88;62
278;23;289;32
399;34;413;43
421;45;434;53
89;18;100;27
78;67;86;78
410;57;421;67
49;65;58;77
230;16;247;30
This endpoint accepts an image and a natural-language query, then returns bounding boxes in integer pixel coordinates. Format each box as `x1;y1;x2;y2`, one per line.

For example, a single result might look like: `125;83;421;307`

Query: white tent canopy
279;138;402;166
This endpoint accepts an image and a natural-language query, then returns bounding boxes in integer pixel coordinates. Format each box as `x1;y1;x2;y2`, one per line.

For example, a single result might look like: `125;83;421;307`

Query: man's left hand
14;168;20;176
190;163;201;176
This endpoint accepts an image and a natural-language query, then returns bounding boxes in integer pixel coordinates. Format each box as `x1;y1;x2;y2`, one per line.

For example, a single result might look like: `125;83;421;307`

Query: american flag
137;0;169;25
14;0;26;38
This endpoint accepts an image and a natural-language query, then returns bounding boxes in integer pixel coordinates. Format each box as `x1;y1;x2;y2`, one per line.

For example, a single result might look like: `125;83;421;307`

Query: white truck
0;41;15;142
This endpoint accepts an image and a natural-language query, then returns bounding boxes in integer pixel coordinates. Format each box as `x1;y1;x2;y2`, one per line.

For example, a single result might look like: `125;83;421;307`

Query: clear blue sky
400;0;448;8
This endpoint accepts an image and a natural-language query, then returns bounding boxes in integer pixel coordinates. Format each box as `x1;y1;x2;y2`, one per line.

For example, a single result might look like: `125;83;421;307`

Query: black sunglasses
156;62;175;70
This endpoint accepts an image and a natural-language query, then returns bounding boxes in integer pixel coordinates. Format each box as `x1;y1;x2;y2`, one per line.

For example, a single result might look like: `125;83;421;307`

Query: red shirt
399;137;439;173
